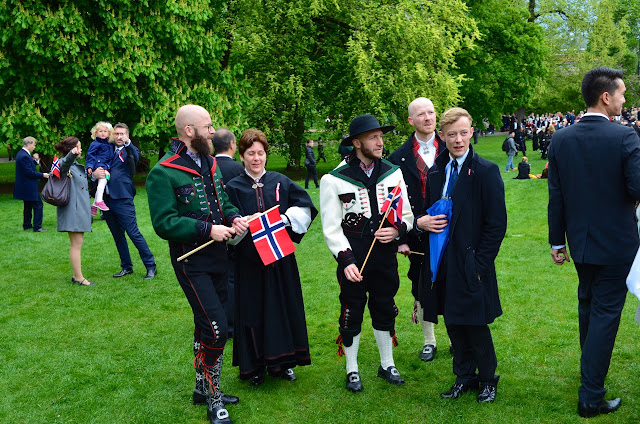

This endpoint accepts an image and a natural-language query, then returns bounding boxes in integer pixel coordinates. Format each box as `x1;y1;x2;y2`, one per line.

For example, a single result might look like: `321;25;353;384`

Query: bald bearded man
146;105;249;424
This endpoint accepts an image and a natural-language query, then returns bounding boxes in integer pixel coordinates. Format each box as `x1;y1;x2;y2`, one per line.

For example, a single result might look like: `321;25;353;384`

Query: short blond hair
90;121;113;141
439;107;473;130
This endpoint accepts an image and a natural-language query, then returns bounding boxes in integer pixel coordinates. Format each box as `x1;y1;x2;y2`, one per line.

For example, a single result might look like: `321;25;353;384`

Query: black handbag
41;172;70;206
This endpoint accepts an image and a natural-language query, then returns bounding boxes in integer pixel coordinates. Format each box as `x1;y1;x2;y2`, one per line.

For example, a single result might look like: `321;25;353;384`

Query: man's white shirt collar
583;112;610;120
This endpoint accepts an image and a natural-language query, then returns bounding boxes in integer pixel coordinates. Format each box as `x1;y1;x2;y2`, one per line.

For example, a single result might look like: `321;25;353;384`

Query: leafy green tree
456;0;548;126
232;0;479;164
0;0;247;159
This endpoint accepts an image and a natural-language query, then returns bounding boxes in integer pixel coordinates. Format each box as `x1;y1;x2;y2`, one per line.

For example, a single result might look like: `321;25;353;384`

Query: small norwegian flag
50;155;61;178
380;185;403;228
249;206;296;266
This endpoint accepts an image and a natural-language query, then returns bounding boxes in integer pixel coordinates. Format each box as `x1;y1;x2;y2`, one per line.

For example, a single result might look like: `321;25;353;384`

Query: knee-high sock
206;354;224;411
193;339;207;397
344;333;360;374
373;329;395;370
95;178;107;203
417;301;436;346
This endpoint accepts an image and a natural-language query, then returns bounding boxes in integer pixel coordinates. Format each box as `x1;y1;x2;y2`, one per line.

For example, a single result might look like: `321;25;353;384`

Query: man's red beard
190;135;212;156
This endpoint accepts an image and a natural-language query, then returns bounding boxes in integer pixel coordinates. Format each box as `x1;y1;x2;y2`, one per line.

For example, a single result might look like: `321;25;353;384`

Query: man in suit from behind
213;128;244;184
388;97;445;363
14;136;49;232
548;67;640;418
212;128;244;338
100;123;157;280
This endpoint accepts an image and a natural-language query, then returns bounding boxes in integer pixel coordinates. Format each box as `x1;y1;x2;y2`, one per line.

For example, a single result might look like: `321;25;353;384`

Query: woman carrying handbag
55;136;95;286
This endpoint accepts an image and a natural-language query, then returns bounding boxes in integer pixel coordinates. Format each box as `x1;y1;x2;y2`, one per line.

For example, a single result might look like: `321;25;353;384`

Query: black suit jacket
215;155;244;186
421;146;506;326
14;148;44;201
388;132;442;247
548;115;640;265
107;143;138;200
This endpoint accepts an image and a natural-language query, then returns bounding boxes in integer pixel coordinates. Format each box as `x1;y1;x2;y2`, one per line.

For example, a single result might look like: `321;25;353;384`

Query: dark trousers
574;262;629;404
446;324;498;385
23;199;43;230
171;244;229;366
305;165;318;188
337;239;399;338
224;249;236;337
104;197;155;270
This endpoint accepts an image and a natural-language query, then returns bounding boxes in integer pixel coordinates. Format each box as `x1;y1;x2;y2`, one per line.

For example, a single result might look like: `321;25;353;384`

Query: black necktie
446;160;458;197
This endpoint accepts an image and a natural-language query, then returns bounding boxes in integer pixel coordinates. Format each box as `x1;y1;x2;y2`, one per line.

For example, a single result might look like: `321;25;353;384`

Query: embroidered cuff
337;248;357;269
196;221;212;243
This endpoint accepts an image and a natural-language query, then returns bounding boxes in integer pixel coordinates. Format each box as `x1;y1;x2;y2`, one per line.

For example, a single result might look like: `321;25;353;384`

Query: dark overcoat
388;132;441;290
420;145;506;326
14;148;44;201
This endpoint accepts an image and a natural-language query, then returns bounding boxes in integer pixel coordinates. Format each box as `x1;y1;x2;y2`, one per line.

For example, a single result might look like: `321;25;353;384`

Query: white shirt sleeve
282;206;312;234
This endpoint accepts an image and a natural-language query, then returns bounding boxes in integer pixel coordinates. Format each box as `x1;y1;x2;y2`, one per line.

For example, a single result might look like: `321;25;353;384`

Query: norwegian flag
249;206;296;266
50;155;61;178
380;185;403;228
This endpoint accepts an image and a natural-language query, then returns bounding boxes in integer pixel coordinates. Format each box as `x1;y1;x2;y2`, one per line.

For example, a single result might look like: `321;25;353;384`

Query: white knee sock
417;301;436;346
344;333;360;374
95;178;107;203
373;329;395;370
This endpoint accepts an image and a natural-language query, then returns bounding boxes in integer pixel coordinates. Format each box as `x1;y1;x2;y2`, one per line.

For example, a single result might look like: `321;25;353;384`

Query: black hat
341;114;395;146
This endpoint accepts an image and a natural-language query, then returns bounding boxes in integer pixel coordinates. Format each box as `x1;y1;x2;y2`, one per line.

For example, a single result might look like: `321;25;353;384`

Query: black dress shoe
346;371;363;393
441;380;479;399
221;393;239;405
207;405;232;424
578;398;621;418
113;268;133;278
281;368;297;381
251;369;265;386
377;366;405;385
193;390;206;405
477;383;497;403
419;344;436;362
144;268;157;280
33;228;48;232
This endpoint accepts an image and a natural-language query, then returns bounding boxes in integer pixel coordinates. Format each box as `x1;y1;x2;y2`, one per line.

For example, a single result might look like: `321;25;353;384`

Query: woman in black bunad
225;128;317;386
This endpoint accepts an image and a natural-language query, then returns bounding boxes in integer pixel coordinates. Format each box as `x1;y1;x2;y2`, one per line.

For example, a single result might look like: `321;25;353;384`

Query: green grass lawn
1;135;639;423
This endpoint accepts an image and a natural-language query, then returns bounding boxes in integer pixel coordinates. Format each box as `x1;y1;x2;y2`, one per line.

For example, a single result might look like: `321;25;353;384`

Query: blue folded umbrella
426;198;453;282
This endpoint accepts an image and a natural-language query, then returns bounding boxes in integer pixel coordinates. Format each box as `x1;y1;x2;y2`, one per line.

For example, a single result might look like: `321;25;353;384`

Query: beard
359;144;382;161
190;134;212;156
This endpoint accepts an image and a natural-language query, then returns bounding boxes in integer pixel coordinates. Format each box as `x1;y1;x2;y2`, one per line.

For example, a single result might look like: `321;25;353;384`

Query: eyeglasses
188;124;215;131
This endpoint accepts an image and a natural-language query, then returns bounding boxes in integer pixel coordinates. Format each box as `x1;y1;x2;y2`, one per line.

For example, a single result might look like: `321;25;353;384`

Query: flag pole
359;181;402;274
177;204;280;262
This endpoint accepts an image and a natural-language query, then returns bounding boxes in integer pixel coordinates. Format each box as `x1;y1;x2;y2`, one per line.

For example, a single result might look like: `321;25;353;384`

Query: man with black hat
320;114;413;393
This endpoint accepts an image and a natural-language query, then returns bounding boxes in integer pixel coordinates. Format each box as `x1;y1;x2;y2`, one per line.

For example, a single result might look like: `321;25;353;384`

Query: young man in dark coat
14;136;49;231
548;67;640;418
388;97;445;363
416;107;506;403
